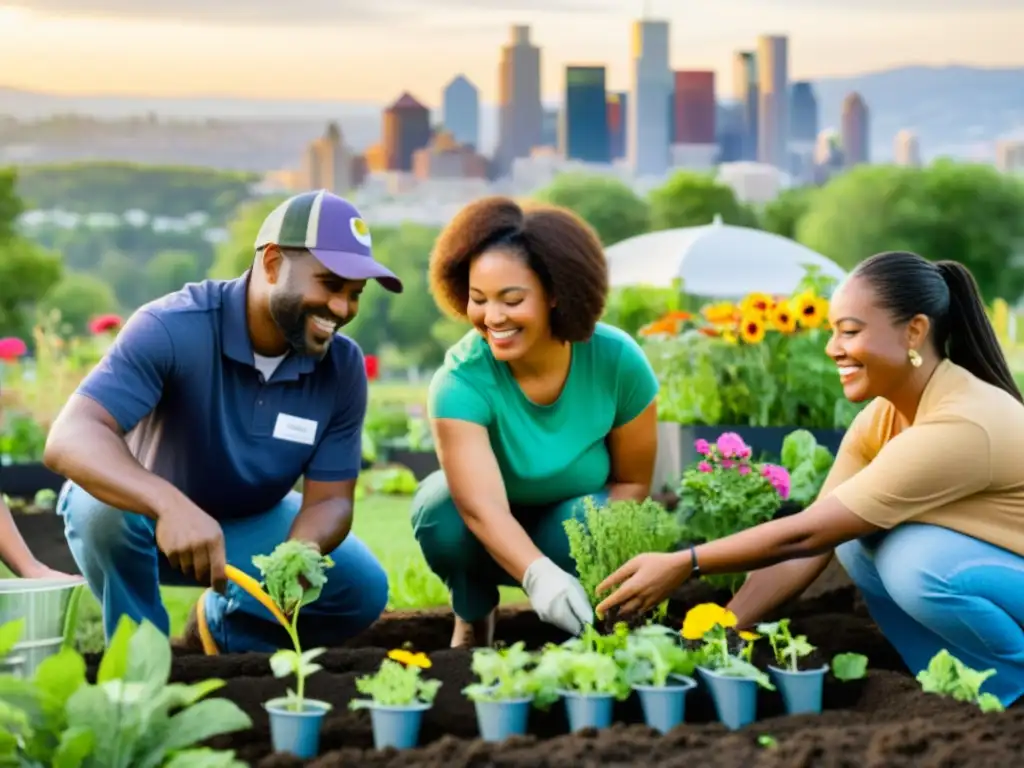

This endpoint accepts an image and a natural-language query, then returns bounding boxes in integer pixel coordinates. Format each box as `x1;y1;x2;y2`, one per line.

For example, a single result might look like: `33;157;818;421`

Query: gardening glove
522;556;593;636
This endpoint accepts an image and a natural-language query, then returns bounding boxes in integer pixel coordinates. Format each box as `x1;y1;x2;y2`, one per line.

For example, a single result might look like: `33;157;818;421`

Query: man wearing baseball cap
44;190;401;654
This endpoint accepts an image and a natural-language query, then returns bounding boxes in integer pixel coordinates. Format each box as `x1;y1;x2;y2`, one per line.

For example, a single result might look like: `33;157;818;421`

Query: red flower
89;314;123;334
364;354;379;381
0;337;27;361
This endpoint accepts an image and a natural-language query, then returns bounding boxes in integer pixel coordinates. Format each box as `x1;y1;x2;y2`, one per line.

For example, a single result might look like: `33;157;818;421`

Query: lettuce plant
349;650;441;709
462;642;558;708
917;649;1003;713
615;625;698;687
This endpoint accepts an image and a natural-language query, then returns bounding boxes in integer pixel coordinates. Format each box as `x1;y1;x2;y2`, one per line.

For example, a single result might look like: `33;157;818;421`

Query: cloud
7;0;615;26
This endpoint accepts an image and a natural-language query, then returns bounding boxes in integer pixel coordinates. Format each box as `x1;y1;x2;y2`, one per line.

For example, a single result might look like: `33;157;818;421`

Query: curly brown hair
428;196;608;343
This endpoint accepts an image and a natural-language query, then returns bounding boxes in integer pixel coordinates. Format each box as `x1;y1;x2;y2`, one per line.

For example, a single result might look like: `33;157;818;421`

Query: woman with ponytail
595;251;1024;707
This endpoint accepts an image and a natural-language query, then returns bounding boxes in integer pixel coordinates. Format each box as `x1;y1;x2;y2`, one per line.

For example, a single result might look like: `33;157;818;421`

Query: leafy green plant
349;650;442;709
0;616;250;767
615;624;697;687
756;618;816;671
251;540;334;712
697;624;775;691
831;652;868;681
779;429;835;508
461;642;558;707
917;649;1003;713
564;497;682;617
533;645;631;699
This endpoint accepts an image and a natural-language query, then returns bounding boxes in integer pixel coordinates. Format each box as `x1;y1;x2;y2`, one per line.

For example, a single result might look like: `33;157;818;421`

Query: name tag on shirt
273;413;318;445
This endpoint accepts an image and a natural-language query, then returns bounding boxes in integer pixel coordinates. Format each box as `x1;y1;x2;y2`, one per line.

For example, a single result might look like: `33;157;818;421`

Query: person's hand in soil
155;502;228;593
594;551;692;619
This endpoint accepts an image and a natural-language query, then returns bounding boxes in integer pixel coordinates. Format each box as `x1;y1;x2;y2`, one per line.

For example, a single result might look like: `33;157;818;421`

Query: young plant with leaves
682;604;774;690
250;540;334;712
0;616;250;768
756;618;816;671
349;649;442;710
831;652;869;681
564;496;682;621
616;624;698;687
462;642;558;708
533;627;634;701
917;649;1003;713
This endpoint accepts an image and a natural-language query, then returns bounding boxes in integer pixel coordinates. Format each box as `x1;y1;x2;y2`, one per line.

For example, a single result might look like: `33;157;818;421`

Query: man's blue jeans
59;481;389;653
836;522;1024;707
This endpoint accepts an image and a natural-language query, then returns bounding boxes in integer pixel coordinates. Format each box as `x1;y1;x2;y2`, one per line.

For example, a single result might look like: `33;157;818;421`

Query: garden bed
133;580;1021;767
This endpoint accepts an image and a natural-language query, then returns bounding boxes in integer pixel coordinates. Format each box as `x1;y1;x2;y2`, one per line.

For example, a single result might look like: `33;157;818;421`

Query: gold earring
908;349;922;368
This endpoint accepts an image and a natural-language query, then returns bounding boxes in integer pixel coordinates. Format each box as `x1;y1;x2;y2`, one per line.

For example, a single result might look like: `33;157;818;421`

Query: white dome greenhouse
604;215;847;298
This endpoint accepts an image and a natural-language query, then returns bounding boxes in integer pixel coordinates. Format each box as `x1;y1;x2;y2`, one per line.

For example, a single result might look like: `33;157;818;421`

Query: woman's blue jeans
836;522;1024;707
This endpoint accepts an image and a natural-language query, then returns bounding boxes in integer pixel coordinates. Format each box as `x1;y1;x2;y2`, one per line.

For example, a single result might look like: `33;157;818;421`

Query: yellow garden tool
196;564;289;655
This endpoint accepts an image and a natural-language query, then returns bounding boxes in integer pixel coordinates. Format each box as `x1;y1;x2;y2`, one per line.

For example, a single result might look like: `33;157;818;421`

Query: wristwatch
689;545;701;578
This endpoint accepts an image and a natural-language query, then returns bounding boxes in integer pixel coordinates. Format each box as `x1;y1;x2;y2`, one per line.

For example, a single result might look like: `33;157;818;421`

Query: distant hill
1;64;1021;163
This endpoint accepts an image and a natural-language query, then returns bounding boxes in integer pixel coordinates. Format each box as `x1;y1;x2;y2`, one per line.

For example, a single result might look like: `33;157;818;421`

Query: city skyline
0;2;1020;104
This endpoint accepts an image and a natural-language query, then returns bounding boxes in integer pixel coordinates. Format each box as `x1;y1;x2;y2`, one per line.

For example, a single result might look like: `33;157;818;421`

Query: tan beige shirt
824;359;1024;556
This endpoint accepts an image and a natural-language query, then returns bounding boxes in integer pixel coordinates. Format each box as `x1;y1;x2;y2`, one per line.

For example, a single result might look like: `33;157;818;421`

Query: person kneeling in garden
596;250;1024;708
43;190;400;653
411;195;659;648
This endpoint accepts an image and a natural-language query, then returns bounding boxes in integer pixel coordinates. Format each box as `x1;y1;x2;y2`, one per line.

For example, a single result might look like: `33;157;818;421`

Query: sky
0;0;1020;105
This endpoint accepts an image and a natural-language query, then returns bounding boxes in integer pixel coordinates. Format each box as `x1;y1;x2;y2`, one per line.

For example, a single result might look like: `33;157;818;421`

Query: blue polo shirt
73;272;367;520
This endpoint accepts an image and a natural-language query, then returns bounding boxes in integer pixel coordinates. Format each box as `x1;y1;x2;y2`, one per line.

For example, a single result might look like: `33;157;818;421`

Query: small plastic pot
473;695;533;741
697;666;759;730
368;701;433;749
633;673;697;734
264;697;332;759
769;664;828;714
557;689;615;732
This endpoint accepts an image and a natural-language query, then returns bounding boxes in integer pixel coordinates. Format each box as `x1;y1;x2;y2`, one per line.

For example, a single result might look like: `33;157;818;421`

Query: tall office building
382;92;431;172
732;51;758;161
495;25;543;177
672;70;716;144
841;92;870;166
789;81;818;144
894;129;921;166
756;34;789;169
562;66;610;163
628;18;672;177
301;122;353;194
442;75;480;150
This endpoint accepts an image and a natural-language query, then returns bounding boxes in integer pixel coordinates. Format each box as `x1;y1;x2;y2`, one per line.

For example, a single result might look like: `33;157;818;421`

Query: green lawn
73;493;526;650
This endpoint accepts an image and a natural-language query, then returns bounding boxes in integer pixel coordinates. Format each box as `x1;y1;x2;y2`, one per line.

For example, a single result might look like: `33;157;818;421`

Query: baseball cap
254;189;403;294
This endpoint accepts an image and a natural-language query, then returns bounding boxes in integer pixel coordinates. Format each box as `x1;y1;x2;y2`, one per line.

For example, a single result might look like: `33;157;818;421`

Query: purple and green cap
254;189;403;294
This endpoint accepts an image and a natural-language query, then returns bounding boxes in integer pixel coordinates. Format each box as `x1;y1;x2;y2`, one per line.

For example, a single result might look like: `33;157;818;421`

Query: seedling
349;649;442;709
462;641;558;708
756;618;816;671
251;540;334;712
699;624;774;690
917;649;1003;713
831;652;868;681
616;624;698;687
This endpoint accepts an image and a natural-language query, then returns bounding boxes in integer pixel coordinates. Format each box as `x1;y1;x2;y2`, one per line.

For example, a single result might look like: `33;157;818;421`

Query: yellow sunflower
794;291;827;329
740;292;774;317
739;313;766;344
702;301;738;325
769;300;797;333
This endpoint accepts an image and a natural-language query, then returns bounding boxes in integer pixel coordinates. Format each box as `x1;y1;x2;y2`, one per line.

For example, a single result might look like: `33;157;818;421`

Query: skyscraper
442;75;480;150
732;51;758;161
628;18;672;177
894;129;921;167
756;34;789;169
841;92;870;166
495;25;543;177
789;82;819;144
607;91;628;160
562;66;610;164
382;92;432;172
672;70;716;145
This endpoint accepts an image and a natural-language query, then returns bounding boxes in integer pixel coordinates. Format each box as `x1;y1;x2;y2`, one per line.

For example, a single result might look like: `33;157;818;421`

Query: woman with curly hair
410;196;659;647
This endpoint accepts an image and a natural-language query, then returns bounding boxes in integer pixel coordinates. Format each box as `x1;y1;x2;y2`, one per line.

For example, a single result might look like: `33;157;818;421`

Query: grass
72;492;526;651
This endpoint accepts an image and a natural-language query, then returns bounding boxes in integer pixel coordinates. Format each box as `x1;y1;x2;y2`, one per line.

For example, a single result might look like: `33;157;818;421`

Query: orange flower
702;302;738;325
639;317;678;337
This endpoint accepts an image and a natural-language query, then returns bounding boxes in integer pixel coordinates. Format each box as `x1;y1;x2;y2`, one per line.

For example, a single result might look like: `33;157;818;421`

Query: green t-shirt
428;322;659;506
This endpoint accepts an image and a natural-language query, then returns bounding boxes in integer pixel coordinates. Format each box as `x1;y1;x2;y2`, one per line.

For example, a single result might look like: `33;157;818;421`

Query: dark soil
143;580;1022;767
10;504;80;575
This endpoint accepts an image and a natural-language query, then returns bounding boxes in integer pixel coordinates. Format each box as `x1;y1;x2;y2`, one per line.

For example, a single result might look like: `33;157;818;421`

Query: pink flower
697;461;712;473
722;459;734;469
694;438;711;456
716;432;748;459
761;464;791;500
0;337;27;361
89;314;123;334
738;464;751;475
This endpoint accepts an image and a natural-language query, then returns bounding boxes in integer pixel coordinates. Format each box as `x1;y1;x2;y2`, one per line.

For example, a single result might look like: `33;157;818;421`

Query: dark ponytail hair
853;251;1022;403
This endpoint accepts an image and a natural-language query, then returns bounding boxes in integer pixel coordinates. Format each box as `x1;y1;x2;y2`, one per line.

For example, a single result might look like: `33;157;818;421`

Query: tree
208;196;287;279
39;272;120;336
647;171;760;231
532;173;650;245
797;163;1024;302
760;186;815;240
145;250;203;297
